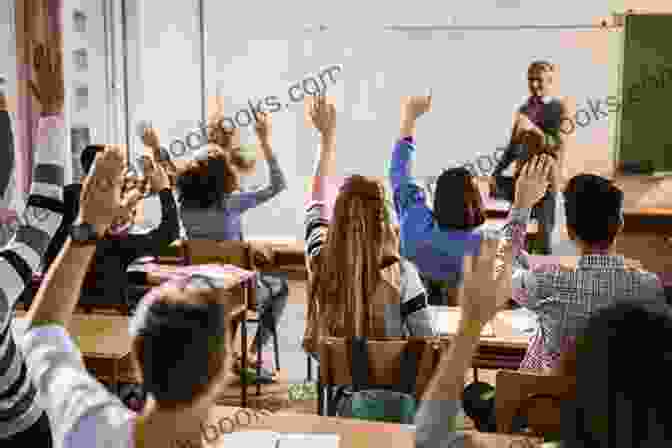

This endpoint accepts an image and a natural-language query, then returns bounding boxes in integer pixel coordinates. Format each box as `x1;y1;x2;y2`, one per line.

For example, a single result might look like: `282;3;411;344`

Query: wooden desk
13;313;133;389
437;308;531;371
206;406;544;447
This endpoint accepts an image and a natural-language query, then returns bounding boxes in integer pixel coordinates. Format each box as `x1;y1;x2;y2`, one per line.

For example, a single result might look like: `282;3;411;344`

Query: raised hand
28;41;65;115
459;237;513;328
142;126;161;150
513;154;554;209
402;92;432;122
142;154;171;193
78;145;141;236
309;94;336;138
254;111;272;144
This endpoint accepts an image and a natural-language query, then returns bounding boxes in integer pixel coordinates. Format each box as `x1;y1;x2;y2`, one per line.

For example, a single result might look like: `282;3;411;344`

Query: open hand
142;127;161;150
254;111;272;143
309;94;336;138
142;155;171;192
28;41;64;115
513;154;554;209
78;145;143;236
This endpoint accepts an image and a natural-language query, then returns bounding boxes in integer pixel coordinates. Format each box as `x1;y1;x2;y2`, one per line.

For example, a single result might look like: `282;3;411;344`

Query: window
72;48;88;71
73;10;87;33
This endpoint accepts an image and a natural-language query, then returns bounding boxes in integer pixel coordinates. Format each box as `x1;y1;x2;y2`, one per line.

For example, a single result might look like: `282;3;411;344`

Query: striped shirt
304;196;436;339
506;207;666;370
0;115;65;437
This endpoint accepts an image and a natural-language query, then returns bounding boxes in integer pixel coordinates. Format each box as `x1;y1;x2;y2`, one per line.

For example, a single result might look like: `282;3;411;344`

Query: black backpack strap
399;345;418;396
350;336;369;392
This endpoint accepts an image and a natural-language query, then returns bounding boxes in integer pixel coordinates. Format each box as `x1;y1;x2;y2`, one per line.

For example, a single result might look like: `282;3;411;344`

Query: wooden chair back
317;336;450;400
495;369;576;435
184;239;251;269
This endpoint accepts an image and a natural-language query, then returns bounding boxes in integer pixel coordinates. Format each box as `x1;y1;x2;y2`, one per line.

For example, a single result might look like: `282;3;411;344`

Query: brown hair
131;282;231;410
528;60;554;74
309;175;395;338
177;148;239;208
433;167;486;230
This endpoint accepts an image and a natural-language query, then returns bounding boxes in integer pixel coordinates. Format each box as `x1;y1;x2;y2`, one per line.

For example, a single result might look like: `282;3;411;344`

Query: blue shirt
389;138;501;285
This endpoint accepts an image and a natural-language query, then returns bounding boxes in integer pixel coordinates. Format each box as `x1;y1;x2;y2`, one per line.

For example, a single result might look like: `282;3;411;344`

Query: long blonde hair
309;175;395;337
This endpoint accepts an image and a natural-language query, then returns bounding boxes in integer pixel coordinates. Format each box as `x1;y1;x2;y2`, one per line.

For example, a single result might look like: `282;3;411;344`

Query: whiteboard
203;27;610;240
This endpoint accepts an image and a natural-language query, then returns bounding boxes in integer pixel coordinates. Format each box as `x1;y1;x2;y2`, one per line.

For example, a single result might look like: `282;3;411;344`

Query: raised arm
389;94;432;201
415;238;512;448
121;156;179;258
25;146;138;328
220;112;287;214
305;95;336;264
0;42;65;323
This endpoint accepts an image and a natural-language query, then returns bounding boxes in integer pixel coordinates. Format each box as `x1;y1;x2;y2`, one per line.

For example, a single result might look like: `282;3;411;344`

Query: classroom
0;1;671;447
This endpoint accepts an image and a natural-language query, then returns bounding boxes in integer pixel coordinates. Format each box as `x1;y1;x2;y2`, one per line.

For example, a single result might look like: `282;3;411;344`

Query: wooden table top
436;307;533;349
207;406;544;447
13;313;132;360
140;263;256;288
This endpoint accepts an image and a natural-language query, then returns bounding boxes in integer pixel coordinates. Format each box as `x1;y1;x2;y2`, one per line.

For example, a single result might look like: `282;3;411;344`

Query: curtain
14;0;64;195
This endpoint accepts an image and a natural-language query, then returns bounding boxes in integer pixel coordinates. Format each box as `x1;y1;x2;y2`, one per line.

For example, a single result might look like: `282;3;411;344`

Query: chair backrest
184;239;251;268
318;336;450;399
495;369;576;435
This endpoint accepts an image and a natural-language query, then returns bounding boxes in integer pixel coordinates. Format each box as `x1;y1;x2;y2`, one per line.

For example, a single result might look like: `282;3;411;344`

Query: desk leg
241;317;248;408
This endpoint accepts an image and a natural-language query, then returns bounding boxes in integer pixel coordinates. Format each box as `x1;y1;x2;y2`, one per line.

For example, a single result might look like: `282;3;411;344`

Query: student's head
559;301;672;446
177;144;240;209
527;60;554;98
433;167;486;231
129;275;232;411
563;174;624;250
311;175;397;334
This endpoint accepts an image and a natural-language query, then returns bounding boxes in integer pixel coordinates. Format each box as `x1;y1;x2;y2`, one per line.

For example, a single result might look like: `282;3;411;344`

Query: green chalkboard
618;14;672;175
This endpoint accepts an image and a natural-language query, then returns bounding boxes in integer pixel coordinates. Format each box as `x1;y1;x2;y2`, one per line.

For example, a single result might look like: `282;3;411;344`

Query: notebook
219;431;339;447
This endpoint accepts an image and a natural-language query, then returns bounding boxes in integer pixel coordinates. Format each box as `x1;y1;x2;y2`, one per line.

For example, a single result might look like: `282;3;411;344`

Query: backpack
334;336;418;424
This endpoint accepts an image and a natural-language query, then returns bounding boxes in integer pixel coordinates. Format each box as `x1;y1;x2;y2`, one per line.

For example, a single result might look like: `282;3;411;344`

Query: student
463;156;667;432
77;155;178;310
1;43;66;446
556;300;672;447
389;94;502;304
177;112;288;383
303;94;436;361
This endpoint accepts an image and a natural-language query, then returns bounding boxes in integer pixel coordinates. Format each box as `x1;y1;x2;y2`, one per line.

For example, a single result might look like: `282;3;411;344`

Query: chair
184;239;281;398
316;336;450;416
495;369;576;436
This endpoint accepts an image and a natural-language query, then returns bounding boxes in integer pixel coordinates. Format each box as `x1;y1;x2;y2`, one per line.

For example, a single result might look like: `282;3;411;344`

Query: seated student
416;238;672;447
62;152;179;311
389;94;502;305
0;78;14;204
0;43;66;446
177;113;288;384
462;155;667;432
303;94;436;362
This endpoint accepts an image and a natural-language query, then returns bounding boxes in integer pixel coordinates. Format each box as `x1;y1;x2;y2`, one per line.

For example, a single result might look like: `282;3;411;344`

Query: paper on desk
277;433;340;447
219;431;278;445
434;308;494;337
218;431;339;447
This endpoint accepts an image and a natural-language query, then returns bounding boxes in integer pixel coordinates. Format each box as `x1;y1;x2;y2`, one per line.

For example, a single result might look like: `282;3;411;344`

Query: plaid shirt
506;207;666;370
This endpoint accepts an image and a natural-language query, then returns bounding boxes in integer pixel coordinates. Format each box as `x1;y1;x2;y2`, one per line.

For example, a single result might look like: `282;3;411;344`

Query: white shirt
22;325;135;448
